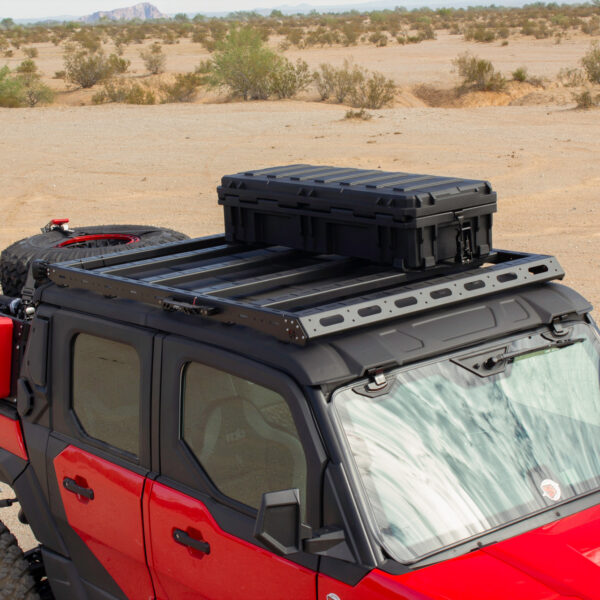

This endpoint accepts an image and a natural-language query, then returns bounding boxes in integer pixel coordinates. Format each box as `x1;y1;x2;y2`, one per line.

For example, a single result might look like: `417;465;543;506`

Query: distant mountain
82;2;165;23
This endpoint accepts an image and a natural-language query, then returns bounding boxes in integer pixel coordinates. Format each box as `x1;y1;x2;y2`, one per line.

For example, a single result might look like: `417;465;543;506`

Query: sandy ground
1;34;599;553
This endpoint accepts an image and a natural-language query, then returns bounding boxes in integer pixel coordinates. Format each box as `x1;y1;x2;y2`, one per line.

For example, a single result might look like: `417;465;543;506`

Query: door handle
63;477;95;500
173;528;211;555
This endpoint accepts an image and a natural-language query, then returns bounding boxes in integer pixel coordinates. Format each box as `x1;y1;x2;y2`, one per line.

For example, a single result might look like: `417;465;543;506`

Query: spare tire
0;224;189;297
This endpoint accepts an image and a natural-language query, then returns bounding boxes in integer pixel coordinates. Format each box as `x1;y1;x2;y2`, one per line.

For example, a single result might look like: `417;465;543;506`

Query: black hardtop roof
39;281;592;388
219;164;496;214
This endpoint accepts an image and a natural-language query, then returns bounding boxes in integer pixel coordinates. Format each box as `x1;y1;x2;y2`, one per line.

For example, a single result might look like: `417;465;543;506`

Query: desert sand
1;32;599;550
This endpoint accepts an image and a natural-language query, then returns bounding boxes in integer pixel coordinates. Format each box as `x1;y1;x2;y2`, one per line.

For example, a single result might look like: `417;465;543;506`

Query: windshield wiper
483;337;585;370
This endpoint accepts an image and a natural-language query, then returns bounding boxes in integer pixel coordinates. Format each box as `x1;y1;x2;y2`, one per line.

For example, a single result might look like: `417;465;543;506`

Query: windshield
333;323;600;563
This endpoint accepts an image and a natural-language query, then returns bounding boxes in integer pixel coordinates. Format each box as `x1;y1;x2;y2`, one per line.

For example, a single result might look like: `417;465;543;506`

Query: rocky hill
82;2;165;23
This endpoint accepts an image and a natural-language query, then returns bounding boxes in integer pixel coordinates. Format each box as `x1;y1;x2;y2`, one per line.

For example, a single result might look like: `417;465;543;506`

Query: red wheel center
56;234;140;248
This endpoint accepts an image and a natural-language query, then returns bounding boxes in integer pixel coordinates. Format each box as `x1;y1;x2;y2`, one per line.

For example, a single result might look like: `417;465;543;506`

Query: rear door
145;336;324;600
47;310;156;600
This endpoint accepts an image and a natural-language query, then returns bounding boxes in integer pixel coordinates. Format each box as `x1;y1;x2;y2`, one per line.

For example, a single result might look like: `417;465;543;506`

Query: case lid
218;164;496;218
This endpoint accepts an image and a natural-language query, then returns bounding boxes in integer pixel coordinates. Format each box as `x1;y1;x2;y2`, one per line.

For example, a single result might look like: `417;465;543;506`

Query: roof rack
46;235;564;346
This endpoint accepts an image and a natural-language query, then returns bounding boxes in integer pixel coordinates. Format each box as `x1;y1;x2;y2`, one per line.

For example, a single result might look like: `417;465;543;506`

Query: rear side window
72;333;140;456
181;362;307;512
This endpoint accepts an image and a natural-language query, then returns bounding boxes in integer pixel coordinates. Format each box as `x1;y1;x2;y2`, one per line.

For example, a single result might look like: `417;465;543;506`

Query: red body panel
54;446;154;600
0;317;13;398
0;414;28;461
320;504;600;600
144;480;316;600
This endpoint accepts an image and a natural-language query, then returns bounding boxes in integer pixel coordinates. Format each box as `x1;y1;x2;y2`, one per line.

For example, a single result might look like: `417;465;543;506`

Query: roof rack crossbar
98;243;245;277
61;234;229;273
260;269;409;311
203;258;356;300
141;247;298;287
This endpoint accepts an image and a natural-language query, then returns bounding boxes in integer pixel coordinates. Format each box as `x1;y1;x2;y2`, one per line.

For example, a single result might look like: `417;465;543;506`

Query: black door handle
173;528;211;555
63;477;95;500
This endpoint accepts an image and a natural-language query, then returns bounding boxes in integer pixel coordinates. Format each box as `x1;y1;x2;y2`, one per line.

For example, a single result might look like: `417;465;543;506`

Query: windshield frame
328;319;600;567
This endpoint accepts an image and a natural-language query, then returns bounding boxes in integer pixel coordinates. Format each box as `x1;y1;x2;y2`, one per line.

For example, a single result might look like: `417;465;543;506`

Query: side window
72;333;140;456
182;362;307;512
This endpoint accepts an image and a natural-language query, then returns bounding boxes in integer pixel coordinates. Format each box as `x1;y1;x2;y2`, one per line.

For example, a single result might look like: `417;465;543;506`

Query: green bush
22;46;38;58
209;27;280;100
558;67;586;87
0;66;25;107
344;108;372;120
92;80;155;105
368;31;388;46
21;78;54;107
64;47;113;88
581;42;600;83
572;89;599;109
107;54;130;74
0;64;54;107
350;72;396;108
512;66;528;82
268;58;311;99
465;27;496;42
160;73;203;103
140;42;166;75
313;63;337;100
453;53;506;91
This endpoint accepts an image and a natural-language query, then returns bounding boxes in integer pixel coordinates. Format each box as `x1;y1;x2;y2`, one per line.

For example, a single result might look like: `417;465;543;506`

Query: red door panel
54;446;155;600
145;480;316;600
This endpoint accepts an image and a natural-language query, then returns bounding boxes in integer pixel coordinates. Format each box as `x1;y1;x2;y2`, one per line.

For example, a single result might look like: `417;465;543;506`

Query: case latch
455;212;474;264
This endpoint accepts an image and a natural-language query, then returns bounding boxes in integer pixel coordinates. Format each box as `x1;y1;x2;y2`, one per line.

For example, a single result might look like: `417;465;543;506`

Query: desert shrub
418;24;436;40
350;71;396;108
0;63;54;107
20;78;54;107
342;23;361;46
368;31;388;46
313;63;337;100
557;67;586;87
0;66;25;107
3;49;13;57
160;73;203;103
92;80;155;105
140;42;166;75
512;66;528;82
572;89;599;109
465;27;496;42
268;58;311;99
22;46;38;58
344;108;372;120
15;59;37;75
581;42;600;83
107;53;130;74
53;70;66;79
286;29;304;47
64;47;113;88
209;27;279;100
453;53;506;91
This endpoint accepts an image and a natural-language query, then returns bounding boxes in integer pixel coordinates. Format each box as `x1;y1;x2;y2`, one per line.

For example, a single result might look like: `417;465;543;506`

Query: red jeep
0;165;599;600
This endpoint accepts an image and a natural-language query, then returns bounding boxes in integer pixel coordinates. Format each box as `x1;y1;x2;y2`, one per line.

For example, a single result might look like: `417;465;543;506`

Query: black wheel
0;225;189;297
0;520;41;600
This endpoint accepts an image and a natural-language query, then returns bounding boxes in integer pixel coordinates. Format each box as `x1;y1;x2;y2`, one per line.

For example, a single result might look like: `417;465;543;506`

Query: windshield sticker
540;479;562;502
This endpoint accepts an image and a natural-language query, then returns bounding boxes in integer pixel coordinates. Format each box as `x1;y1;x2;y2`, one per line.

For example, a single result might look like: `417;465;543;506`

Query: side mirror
254;489;347;557
254;489;302;555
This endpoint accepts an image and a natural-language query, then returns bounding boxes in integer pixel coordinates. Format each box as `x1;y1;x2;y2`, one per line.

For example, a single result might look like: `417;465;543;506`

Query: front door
145;336;324;600
47;310;155;600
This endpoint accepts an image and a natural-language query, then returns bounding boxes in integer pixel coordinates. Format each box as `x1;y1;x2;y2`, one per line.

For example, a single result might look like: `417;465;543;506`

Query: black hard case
218;165;497;270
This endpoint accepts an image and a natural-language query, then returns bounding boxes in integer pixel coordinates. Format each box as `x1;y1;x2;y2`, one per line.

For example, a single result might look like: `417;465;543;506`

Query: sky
1;0;364;19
